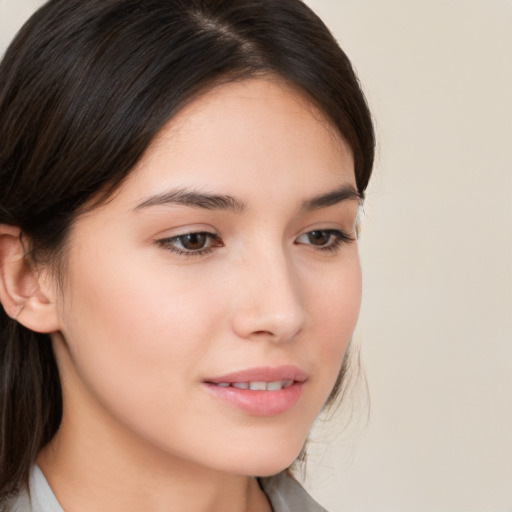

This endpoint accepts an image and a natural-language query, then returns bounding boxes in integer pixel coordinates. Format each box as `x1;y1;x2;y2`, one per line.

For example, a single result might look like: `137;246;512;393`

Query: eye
295;229;354;252
157;231;223;256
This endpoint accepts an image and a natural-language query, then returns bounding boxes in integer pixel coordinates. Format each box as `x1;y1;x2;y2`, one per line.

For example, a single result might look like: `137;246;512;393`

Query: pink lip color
203;365;307;417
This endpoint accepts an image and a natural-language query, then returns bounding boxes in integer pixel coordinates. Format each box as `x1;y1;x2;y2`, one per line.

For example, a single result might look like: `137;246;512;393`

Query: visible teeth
266;380;284;391
249;381;267;391
214;380;296;390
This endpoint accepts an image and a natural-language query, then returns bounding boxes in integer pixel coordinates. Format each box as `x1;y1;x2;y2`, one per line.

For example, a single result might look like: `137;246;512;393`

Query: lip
205;365;308;385
203;365;308;417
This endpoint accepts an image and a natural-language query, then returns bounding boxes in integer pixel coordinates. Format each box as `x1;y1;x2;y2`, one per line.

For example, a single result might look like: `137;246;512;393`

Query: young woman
0;0;375;510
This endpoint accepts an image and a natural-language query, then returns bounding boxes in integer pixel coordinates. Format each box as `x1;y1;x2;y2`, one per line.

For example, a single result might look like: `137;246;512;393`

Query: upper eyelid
153;225;218;239
167;230;218;239
157;227;353;240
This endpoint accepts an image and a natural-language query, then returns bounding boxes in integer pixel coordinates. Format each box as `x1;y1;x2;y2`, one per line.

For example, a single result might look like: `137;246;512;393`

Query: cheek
324;264;362;345
62;244;222;345
56;249;227;419
305;255;362;383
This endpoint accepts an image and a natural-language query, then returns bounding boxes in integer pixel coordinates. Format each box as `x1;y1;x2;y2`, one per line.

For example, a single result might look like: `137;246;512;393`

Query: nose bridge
230;240;306;342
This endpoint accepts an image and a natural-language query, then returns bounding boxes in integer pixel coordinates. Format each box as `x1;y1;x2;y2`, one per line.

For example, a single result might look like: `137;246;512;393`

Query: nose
229;247;306;343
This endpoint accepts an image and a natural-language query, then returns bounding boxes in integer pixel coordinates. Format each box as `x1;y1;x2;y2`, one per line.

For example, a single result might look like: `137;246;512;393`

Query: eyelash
156;229;354;257
294;229;355;253
156;232;223;257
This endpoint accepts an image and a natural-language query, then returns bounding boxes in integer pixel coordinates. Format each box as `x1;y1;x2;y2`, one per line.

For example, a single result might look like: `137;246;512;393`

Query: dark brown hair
0;0;374;498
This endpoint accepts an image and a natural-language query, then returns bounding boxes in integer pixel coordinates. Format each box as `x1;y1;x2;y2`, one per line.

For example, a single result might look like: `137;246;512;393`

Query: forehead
114;77;355;209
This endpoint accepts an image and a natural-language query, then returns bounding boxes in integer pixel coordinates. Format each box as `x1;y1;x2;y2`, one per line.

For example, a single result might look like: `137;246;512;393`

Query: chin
218;436;307;478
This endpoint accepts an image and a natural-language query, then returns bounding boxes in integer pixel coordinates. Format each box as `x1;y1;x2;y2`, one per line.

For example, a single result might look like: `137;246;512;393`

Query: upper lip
204;365;308;384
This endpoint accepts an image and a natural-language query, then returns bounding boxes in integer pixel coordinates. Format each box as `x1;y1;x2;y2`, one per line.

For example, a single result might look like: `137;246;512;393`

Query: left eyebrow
300;185;363;212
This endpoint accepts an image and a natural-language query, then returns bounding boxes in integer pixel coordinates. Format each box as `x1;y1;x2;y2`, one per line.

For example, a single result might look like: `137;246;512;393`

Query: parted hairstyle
0;0;375;499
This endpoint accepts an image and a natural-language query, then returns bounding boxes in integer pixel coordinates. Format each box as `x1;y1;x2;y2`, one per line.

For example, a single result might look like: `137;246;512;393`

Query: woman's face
50;77;361;476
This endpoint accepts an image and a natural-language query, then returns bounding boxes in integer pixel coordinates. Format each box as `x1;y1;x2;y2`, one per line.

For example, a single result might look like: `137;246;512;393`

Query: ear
0;224;60;333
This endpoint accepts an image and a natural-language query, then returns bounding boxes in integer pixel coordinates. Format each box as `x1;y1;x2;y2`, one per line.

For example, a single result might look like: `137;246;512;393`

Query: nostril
252;330;274;337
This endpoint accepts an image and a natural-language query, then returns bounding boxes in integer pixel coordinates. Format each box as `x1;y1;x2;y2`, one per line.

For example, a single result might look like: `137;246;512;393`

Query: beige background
1;1;511;511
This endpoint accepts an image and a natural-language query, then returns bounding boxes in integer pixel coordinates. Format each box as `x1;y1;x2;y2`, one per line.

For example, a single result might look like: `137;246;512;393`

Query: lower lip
203;381;305;416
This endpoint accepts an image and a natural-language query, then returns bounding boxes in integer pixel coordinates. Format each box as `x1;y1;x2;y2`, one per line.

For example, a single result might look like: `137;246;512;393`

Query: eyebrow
300;185;363;212
134;184;362;213
134;188;247;213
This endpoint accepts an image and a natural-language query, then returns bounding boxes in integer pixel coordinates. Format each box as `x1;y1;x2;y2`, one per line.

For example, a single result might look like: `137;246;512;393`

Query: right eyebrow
133;188;247;213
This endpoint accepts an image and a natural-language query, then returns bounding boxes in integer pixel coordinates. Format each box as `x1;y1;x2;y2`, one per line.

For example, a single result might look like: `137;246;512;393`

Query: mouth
203;366;307;416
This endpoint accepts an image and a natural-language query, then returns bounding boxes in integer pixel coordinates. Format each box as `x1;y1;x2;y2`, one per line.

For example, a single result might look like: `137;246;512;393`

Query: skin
33;77;362;511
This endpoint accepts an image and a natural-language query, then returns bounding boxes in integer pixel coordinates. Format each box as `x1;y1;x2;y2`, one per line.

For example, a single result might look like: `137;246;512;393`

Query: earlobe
0;224;60;333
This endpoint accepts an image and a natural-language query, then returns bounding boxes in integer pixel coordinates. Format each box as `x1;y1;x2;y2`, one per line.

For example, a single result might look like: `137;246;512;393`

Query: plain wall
1;1;511;511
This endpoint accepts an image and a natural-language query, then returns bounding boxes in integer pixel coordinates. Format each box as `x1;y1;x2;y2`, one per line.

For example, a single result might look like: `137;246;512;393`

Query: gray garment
3;466;328;512
259;472;328;512
2;467;62;512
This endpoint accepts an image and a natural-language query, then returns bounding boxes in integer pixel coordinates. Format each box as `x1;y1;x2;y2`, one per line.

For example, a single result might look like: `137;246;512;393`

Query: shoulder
259;471;329;512
1;467;63;512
